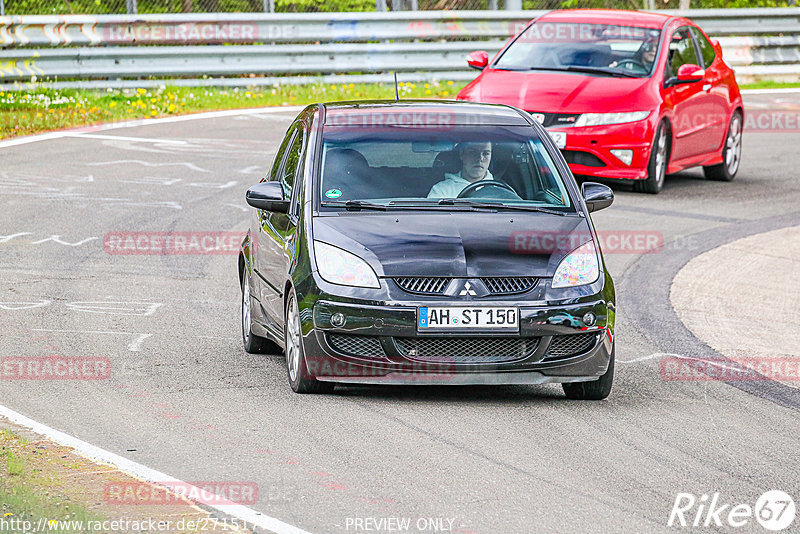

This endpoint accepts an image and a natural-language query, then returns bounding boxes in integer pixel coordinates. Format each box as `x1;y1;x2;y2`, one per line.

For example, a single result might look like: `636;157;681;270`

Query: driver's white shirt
427;170;494;198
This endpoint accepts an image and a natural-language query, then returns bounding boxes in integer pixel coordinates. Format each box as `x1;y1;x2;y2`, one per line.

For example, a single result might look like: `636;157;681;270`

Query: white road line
32;329;154;352
0;107;304;150
128;333;152;352
62;133;189;145
742;88;800;95
0;404;312;534
87;160;212;173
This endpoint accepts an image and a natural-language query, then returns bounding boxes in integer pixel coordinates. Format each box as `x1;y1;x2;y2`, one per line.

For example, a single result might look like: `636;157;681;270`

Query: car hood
476;69;654;114
312;212;592;278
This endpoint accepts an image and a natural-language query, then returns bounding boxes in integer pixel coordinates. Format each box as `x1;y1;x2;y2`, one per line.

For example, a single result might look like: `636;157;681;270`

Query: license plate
418;307;518;330
548;130;567;149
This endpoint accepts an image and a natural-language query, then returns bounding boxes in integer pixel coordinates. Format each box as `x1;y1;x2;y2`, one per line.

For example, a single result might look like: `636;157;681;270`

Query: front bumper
302;298;614;385
548;119;655;181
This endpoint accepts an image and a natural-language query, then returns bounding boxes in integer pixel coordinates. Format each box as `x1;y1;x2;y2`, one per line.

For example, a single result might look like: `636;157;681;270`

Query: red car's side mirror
466;50;489;70
676;64;705;83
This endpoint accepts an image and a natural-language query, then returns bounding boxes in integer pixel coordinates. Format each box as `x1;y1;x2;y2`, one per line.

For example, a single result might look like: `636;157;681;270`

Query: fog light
610;149;633;166
583;312;596;326
330;313;346;327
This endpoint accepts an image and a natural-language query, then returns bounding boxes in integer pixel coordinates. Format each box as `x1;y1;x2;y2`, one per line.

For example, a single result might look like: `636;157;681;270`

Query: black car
239;100;616;399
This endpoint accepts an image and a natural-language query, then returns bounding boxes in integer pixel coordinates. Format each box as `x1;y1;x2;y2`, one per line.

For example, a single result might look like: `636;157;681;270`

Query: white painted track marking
62;133;189;145
32;329;154;352
0;106;305;150
0;403;313;534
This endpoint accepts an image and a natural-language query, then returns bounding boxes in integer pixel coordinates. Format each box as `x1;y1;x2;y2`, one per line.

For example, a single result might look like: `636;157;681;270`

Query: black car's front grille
395;337;539;364
394;277;450;295
480;277;538;295
395;277;537;296
546;333;598;359
327;334;385;358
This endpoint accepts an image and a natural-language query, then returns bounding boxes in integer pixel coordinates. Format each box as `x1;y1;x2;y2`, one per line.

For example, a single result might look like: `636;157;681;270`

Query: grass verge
0;80;468;139
2;79;798;140
0;419;250;533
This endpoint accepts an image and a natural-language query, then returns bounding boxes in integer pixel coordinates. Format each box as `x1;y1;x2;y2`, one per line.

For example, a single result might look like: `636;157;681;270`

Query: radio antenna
393;72;399;101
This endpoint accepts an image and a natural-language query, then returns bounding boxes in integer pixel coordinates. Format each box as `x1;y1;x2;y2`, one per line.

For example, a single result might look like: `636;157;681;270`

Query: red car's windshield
495;22;662;77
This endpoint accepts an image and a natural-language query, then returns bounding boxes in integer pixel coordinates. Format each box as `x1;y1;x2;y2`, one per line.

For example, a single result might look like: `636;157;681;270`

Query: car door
690;26;730;154
662;26;712;161
256;121;306;325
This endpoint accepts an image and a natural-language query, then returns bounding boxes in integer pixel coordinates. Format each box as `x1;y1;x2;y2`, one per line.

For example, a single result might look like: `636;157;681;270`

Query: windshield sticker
325;189;342;199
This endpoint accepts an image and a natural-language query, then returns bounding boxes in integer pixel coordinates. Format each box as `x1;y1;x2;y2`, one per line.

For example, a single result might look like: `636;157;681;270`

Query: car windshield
495;22;662;77
319;124;574;212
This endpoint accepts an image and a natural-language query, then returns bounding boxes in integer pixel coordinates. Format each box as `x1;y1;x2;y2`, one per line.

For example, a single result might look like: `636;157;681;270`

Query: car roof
537;9;673;29
321;100;532;127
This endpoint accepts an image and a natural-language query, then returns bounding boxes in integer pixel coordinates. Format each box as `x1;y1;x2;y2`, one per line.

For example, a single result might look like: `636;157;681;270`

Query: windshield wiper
321;200;387;211
563;65;640;78
437;199;570;215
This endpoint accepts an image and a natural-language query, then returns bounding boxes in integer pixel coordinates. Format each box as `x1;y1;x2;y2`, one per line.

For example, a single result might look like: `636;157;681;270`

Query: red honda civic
457;10;743;193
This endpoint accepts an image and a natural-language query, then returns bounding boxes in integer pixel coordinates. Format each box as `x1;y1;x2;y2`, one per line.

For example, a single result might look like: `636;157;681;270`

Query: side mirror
466;50;489;70
676;63;705;83
582;182;614;213
246;181;289;213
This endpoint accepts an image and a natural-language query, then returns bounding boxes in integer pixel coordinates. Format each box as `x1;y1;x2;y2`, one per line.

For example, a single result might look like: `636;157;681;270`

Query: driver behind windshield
427;142;494;198
610;35;658;72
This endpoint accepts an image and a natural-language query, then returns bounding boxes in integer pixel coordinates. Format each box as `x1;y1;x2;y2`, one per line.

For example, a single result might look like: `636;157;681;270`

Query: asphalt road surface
1;94;799;534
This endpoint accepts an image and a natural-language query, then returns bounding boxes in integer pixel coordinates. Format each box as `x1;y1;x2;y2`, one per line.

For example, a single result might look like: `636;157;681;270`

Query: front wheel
241;271;281;354
635;122;669;194
703;111;742;181
284;290;335;394
562;344;614;400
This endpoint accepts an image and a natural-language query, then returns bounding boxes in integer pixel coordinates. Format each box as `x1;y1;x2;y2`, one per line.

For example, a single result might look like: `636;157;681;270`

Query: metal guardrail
0;11;538;47
1;9;799;87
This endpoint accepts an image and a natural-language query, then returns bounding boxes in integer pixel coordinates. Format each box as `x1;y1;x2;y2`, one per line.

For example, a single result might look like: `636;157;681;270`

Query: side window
691;27;716;68
267;125;297;183
666;28;699;79
281;128;304;201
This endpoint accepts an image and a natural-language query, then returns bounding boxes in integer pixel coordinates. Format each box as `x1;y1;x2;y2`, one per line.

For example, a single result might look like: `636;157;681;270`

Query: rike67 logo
668;491;796;531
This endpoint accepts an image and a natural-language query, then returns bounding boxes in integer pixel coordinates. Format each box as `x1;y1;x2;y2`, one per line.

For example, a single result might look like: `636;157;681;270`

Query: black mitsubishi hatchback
239;100;616;399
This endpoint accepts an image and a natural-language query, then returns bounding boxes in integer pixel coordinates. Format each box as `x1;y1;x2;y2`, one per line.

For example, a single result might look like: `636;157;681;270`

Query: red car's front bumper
548;118;655;181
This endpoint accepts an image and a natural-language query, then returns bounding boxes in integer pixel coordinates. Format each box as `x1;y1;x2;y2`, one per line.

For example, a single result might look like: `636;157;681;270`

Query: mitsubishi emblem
459;282;477;296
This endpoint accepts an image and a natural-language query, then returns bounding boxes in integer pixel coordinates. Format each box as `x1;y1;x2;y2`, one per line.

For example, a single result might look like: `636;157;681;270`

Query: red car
457;10;743;193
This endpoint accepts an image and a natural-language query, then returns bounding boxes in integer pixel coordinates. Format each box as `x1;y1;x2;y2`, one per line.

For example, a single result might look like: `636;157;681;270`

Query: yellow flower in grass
109;101;117;108
137;88;146;95
447;80;454;86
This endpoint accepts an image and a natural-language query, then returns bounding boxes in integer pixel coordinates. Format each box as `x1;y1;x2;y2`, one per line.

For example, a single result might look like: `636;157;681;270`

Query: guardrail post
376;0;387;11
505;0;521;9
0;0;5;16
264;0;274;12
126;0;137;14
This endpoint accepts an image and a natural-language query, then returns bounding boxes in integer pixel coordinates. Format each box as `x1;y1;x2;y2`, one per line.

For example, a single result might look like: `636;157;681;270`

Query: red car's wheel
636;121;670;194
703;111;742;182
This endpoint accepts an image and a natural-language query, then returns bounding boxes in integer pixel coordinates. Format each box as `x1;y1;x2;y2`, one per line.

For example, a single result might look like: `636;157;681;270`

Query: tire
703;111;742;182
562;344;614;400
284;290;335;394
241;271;281;354
635;121;669;194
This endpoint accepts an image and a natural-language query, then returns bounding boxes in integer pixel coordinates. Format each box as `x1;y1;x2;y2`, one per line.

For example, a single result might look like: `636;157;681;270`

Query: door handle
702;84;712;92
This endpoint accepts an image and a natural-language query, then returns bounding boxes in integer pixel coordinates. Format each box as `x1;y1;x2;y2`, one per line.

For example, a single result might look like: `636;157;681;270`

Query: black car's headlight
314;241;380;289
551;241;600;289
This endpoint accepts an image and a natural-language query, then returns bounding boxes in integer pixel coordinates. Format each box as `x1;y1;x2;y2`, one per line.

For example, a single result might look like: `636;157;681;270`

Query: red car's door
690;26;730;154
662;27;720;161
